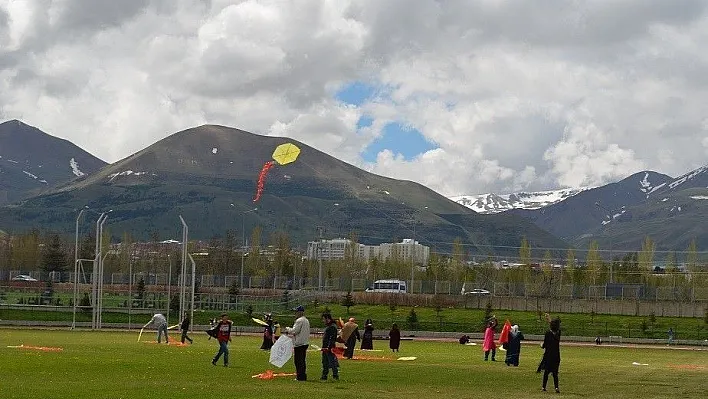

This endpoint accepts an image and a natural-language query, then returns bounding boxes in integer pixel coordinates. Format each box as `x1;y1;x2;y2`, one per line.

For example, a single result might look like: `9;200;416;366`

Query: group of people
334;317;401;357
142;313;194;345
144;309;562;391
479;314;562;393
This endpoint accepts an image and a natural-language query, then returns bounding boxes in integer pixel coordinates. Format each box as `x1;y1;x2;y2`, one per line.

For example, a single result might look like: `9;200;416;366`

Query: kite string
294;157;442;247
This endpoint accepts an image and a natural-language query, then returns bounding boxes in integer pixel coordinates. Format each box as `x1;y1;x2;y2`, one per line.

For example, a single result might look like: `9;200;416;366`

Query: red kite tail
253;161;275;202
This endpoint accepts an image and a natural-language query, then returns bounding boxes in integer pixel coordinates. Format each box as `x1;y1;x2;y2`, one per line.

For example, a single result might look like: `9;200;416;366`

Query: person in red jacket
211;313;232;367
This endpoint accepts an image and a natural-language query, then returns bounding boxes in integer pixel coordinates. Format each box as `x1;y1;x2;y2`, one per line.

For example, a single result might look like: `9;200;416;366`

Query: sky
2;0;708;197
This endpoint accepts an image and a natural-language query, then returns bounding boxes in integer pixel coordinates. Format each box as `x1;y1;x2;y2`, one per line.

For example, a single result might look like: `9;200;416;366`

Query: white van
365;279;407;293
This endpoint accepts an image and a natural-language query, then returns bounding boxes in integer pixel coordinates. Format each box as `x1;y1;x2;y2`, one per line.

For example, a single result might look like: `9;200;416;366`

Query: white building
306;238;354;261
379;239;430;265
307;238;429;265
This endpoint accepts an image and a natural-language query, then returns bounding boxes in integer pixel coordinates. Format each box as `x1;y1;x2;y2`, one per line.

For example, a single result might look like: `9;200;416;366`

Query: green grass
0;329;706;398
3;302;707;340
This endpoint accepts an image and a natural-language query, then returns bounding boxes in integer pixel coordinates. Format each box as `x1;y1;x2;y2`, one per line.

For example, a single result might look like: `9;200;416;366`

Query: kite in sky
253;143;301;202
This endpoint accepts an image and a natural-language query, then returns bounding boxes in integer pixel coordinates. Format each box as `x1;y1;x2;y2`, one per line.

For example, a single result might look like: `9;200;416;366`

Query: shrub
407;308;418;329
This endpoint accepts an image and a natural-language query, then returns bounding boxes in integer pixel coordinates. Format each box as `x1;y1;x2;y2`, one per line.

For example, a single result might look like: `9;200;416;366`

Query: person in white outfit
144;313;168;343
285;305;311;381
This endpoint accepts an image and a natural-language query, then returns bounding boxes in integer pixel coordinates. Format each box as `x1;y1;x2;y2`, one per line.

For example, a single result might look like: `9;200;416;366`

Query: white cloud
2;0;708;196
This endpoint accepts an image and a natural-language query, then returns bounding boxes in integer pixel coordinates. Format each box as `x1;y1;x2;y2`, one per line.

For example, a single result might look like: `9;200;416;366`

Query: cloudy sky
2;0;708;197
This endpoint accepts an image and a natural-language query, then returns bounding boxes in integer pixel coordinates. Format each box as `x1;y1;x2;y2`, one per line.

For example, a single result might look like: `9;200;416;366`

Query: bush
341;291;355;314
79;293;91;313
407;308;419;329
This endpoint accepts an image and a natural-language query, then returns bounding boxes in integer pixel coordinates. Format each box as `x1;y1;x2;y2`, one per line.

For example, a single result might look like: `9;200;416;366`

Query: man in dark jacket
320;312;339;381
180;316;193;344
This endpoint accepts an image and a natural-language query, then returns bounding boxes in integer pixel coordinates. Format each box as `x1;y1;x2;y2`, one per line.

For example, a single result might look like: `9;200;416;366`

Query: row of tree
1;229;706;290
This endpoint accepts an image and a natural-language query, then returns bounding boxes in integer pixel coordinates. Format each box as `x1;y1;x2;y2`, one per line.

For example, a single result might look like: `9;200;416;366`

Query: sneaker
555;388;560;393
541;388;547;392
223;364;228;367
211;360;216;366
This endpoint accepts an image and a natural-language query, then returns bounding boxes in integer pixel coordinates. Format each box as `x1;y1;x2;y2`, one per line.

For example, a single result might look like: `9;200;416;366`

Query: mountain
0;124;568;256
451;187;590;214
500;167;708;252
0;120;107;205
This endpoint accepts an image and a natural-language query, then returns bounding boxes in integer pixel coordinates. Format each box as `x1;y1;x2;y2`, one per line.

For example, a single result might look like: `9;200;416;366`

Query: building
378;239;430;265
306;238;429;265
306;238;354;261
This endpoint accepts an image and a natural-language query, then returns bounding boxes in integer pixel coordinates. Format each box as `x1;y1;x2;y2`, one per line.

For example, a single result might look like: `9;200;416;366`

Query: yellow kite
272;143;301;166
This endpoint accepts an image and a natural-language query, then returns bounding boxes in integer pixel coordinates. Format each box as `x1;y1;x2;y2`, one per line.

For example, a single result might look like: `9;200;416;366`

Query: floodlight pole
595;201;614;283
189;254;196;333
72;208;87;329
179;215;188;323
239;208;258;289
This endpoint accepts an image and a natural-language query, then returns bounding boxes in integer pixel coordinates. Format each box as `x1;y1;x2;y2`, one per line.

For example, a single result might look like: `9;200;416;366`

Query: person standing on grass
320;312;340;381
667;328;675;345
388;323;401;352
360;319;374;350
261;313;275;350
537;317;561;393
483;317;498;361
143;313;169;344
285;305;310;381
180;315;193;344
212;313;232;367
504;325;524;367
341;317;360;359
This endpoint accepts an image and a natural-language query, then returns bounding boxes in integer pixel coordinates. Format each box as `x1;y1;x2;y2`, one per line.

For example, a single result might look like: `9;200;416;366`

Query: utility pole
595;201;614;283
316;226;324;291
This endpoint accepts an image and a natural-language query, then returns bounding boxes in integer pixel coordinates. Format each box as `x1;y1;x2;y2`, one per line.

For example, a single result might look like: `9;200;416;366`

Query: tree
341;291;355;314
407;308;418;329
228;279;240;308
665;251;677;273
519;236;531;266
42;233;68;276
483;301;494;327
586;241;602;285
136;277;146;307
687;239;699;273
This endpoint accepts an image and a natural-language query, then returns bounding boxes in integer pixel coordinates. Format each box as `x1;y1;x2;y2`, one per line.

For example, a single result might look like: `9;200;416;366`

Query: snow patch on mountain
451;187;591;214
108;170;149;182
690;195;708;200
23;170;38;179
70;158;85;177
667;166;708;191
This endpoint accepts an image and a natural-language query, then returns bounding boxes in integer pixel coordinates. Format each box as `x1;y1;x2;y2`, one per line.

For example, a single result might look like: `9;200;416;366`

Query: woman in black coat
361;319;374;350
537;317;561;393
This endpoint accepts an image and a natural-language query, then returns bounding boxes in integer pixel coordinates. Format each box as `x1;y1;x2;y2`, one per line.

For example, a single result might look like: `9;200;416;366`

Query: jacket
286;316;311;347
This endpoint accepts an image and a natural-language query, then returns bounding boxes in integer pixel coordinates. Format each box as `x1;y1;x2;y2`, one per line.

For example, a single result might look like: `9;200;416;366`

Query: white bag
269;335;294;368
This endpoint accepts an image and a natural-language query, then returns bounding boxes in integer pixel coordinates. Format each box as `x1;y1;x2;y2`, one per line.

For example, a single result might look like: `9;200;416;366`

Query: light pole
73;206;88;329
595;201;614;283
232;205;258;290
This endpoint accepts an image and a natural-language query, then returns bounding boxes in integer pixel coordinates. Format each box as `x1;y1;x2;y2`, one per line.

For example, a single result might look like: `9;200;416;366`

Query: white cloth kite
269;335;294;368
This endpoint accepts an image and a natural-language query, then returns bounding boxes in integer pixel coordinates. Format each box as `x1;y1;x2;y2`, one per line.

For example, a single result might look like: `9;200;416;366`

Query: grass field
1;328;706;398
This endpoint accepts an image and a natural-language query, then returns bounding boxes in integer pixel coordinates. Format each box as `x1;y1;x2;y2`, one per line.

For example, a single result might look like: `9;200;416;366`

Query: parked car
11;274;38;282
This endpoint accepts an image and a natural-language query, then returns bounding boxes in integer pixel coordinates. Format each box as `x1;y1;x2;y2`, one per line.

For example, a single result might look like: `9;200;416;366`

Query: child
211;313;232;367
389;323;401;352
320;312;339;381
483;317;498;361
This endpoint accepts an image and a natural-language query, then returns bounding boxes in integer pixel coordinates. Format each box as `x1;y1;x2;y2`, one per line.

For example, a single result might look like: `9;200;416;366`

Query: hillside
0;120;106;205
0;124;568;256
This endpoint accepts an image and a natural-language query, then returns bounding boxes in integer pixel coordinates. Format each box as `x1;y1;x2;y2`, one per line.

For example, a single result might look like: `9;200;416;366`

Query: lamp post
595;201;614;283
72;207;88;329
233;206;258;290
